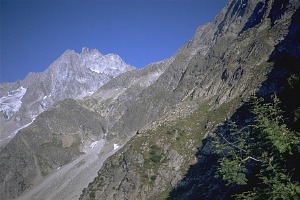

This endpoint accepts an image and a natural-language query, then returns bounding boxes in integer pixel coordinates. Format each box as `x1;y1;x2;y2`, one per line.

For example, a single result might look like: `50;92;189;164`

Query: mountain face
79;0;300;199
1;0;300;199
0;48;134;148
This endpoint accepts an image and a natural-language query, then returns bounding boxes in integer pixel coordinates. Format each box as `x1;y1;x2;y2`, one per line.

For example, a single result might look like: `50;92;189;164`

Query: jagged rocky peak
81;47;99;55
80;47;134;76
0;47;134;148
46;47;134;77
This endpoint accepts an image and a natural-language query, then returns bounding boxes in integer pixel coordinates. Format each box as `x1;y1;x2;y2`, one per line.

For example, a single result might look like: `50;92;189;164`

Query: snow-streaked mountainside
0;48;134;148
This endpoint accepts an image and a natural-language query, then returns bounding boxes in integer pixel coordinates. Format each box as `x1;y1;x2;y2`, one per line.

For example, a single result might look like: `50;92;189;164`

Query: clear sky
0;0;228;83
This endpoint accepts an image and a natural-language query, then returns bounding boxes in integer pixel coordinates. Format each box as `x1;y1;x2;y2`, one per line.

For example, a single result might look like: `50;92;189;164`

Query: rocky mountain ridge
0;48;134;148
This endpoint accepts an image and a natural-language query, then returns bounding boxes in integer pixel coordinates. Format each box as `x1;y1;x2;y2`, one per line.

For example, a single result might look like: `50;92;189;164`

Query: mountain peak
0;48;134;147
62;49;77;56
81;47;101;55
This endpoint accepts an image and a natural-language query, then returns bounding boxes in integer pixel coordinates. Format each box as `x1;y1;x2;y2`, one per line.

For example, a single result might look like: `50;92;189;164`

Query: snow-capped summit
0;48;135;147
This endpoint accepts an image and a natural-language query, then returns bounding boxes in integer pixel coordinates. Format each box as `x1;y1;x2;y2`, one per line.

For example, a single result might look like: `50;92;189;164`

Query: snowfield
113;143;120;150
89;140;99;148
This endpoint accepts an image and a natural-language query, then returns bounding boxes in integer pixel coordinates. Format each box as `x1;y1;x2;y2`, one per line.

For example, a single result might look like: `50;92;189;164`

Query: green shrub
89;191;95;199
150;175;157;181
149;144;162;163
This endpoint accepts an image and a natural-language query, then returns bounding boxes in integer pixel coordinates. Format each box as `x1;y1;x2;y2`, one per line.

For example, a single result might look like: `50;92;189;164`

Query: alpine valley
1;0;300;199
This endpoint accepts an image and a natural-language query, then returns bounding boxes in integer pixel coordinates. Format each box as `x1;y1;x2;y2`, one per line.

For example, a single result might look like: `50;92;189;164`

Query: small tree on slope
213;96;300;199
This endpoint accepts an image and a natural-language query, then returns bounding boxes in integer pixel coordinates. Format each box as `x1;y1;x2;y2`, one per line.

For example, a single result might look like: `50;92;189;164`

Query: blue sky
1;0;228;83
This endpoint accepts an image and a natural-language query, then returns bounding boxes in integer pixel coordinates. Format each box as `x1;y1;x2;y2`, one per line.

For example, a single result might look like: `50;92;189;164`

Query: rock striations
1;0;300;199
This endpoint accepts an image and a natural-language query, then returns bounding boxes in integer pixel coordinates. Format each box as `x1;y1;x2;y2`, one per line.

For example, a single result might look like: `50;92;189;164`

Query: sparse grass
149;144;162;163
40;135;62;148
81;96;243;199
69;135;81;151
89;190;95;199
121;97;241;193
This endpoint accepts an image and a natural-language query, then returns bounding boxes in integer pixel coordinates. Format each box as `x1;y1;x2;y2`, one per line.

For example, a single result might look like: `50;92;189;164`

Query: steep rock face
80;0;300;199
91;0;289;145
0;48;134;148
175;0;293;104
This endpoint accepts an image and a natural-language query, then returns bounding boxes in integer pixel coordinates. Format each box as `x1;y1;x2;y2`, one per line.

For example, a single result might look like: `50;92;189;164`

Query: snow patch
89;140;99;148
0;87;27;119
76;77;87;83
90;68;102;74
113;143;120;150
42;94;52;100
30;115;38;121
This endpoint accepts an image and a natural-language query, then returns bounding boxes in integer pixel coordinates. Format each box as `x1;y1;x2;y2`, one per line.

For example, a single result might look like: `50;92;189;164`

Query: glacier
0;86;27;119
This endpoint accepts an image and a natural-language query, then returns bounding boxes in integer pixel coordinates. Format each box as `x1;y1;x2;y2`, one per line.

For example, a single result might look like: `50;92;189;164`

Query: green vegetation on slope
80;96;242;199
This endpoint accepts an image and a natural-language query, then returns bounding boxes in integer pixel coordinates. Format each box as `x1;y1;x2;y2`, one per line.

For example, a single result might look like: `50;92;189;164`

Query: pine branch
217;132;247;153
241;156;261;163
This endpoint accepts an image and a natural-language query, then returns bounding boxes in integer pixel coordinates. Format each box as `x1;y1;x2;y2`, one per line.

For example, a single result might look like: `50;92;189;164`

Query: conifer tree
213;96;300;199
